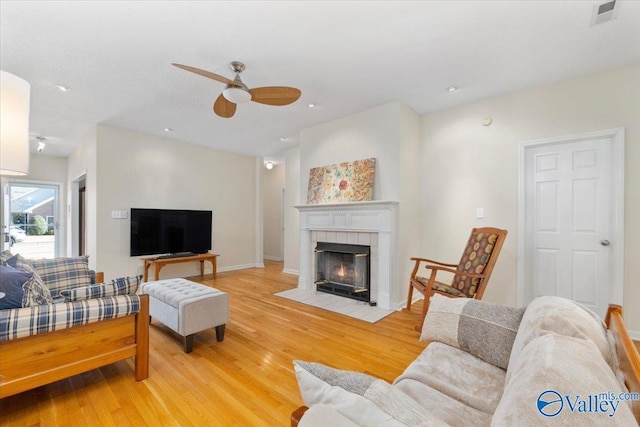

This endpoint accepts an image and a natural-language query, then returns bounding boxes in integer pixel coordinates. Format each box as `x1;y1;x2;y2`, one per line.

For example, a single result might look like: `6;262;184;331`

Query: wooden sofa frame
291;304;640;426
0;291;149;399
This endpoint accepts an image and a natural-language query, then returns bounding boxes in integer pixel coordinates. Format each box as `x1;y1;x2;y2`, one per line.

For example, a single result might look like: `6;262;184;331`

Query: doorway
4;181;61;258
518;128;624;317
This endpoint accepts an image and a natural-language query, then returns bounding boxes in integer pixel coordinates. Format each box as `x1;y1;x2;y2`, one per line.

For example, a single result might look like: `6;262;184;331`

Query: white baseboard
263;255;283;261
217;263;263;272
629;330;640;341
282;268;299;276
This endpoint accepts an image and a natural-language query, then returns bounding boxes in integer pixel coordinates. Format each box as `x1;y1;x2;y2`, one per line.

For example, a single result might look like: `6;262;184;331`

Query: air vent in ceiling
591;0;618;26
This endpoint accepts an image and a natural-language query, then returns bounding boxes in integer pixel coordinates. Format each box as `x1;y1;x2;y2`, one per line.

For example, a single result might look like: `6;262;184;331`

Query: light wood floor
0;261;427;426
2;261;639;426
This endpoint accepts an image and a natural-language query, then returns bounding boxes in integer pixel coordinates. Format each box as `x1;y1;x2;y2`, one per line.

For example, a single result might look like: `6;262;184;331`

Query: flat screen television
130;208;212;257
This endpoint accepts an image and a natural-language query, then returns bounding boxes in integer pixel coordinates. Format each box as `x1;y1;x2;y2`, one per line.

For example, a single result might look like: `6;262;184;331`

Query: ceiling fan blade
172;63;239;87
249;87;302;106
213;93;236;118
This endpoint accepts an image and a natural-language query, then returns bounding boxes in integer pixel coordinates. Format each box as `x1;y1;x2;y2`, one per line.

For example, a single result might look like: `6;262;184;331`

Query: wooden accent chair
406;227;508;331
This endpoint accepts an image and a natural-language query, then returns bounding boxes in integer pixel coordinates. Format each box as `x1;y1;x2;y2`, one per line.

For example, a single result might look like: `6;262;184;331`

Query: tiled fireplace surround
295;201;398;310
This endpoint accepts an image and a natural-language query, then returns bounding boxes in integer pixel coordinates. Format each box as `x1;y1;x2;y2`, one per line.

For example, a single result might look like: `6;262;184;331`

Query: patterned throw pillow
4;254;52;307
420;294;525;370
450;231;499;297
60;275;142;302
5;253;46;280
0;264;31;309
22;275;53;307
293;361;448;426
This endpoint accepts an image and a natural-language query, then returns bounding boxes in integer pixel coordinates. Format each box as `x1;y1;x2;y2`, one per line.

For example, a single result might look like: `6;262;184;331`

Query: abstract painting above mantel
306;158;376;204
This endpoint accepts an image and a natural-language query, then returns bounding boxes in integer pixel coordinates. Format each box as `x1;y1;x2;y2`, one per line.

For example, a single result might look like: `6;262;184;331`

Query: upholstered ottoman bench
140;278;229;353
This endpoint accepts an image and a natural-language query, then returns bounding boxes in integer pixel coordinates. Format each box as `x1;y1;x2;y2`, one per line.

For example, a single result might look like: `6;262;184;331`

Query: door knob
600;240;610;246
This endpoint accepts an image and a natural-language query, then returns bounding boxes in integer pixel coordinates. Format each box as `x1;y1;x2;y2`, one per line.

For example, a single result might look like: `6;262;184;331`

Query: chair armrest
424;265;485;278
410;257;457;267
291;406;309;427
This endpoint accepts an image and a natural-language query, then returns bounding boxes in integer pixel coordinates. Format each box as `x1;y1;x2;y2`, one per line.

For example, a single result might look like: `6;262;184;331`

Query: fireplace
315;242;370;303
295;200;398;310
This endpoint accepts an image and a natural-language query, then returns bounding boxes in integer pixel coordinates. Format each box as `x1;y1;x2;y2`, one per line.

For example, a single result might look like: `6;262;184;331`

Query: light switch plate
111;210;128;219
476;208;484;219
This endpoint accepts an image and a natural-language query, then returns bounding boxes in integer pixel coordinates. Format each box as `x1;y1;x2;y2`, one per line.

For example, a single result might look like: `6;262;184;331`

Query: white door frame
517;127;625;307
70;171;87;257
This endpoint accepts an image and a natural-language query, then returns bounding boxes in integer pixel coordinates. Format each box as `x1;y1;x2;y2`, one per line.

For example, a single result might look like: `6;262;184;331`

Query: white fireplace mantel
295;201;399;309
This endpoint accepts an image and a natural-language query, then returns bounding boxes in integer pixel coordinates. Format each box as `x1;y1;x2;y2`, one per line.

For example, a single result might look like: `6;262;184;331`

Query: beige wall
292;101;421;307
283;147;300;275
420;63;640;333
299;102;404;202
263;163;284;260
91;125;260;280
66;128;98;267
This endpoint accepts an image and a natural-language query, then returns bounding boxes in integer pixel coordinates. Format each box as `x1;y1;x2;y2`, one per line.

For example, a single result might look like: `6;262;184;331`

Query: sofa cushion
0;294;142;342
420;294;524;369
507;295;613;379
5;253;37;274
60;275;142;302
5;254;52;307
0;265;31;309
492;334;636;426
394;378;493;427
298;404;359;427
394;341;506;416
293;361;448;426
0;250;13;263
28;256;92;297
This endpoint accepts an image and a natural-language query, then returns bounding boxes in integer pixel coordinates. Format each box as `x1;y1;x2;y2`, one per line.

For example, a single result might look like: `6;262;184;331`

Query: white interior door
520;129;624;318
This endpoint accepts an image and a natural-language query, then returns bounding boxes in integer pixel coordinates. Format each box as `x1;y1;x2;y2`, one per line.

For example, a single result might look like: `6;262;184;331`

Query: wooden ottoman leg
215;324;226;342
184;334;194;353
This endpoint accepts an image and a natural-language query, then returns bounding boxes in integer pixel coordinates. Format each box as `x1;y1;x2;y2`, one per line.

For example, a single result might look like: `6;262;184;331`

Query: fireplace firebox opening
314;242;370;303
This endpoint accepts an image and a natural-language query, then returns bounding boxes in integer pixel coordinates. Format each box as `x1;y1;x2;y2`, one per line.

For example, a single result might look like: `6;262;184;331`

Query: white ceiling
2;1;639;161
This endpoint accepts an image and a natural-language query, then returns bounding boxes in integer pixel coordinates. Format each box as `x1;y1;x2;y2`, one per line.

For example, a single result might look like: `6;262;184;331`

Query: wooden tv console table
142;253;219;282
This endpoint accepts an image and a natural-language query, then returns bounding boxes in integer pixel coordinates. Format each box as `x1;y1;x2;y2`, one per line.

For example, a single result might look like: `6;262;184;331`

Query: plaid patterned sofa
0;252;149;398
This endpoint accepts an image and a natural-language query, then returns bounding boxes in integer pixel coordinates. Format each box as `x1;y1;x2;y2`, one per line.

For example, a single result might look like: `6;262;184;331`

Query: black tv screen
130;208;212;257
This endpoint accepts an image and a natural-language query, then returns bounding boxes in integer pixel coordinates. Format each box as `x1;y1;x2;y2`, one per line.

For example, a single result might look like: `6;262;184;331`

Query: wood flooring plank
0;261;426;426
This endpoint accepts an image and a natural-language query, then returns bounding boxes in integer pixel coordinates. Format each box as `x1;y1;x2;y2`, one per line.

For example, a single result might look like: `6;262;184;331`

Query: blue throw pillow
0;264;32;309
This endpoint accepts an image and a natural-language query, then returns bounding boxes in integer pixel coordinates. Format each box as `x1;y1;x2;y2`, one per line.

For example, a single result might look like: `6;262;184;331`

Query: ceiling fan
172;61;301;118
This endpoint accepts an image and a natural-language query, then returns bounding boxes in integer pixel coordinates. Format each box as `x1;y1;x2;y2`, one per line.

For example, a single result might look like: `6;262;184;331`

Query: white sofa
292;295;640;426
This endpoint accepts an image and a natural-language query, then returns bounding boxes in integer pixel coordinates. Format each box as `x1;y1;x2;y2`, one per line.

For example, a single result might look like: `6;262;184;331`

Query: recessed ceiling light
447;86;458;92
163;127;174;132
56;84;69;92
307;103;316;108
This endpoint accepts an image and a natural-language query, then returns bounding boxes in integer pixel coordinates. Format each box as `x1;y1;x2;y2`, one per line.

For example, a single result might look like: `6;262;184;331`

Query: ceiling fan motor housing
229;61;246;74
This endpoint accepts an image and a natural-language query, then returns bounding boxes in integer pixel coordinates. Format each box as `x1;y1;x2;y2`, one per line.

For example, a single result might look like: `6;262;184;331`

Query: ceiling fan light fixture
222;87;252;104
